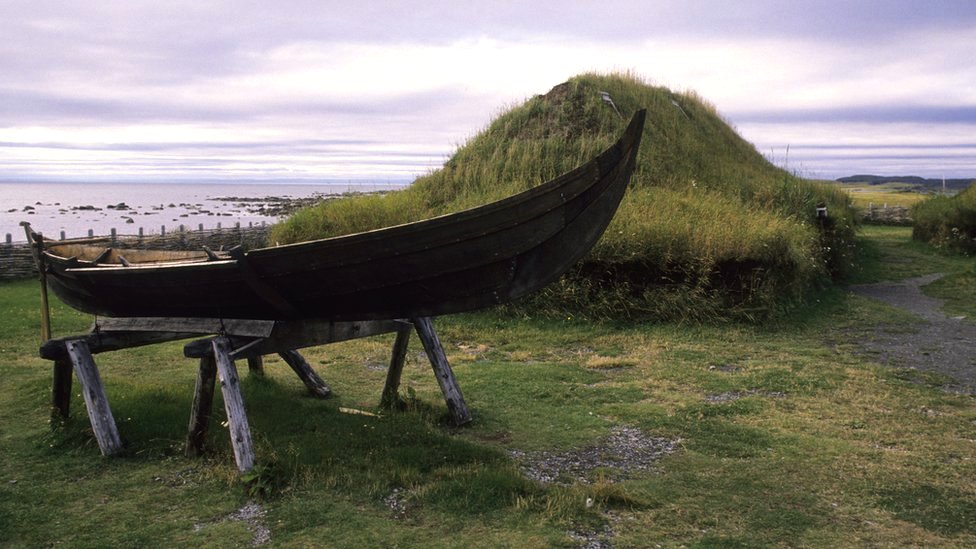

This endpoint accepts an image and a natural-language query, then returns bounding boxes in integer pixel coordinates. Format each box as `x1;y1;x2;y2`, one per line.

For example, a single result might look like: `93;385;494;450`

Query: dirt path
849;274;976;395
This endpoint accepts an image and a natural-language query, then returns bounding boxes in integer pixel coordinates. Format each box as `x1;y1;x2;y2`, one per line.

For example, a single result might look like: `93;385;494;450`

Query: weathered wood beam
93;317;275;338
278;350;331;398
42;331;200;360
65;339;123;455
183;336;256;358
244;319;403;357
412;317;472;425
182;320;406;360
185;354;217;457
212;336;255;472
380;324;412;409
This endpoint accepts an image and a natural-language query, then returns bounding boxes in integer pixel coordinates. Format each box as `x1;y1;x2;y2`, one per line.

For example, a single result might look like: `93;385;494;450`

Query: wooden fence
860;204;912;226
1;223;272;282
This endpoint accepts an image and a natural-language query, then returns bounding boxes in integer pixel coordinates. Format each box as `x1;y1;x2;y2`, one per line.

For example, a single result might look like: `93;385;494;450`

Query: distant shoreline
2;182;402;243
836;174;974;192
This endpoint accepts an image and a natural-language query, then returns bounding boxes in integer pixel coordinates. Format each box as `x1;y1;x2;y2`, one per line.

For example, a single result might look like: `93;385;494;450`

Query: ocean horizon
1;180;408;243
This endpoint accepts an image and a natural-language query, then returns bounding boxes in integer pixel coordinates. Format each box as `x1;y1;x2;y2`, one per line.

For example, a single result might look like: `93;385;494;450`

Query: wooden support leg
212;336;255;472
381;324;412;409
185;353;217;457
278;350;331;398
246;355;265;377
51;357;73;424
411;317;472;426
64;340;123;455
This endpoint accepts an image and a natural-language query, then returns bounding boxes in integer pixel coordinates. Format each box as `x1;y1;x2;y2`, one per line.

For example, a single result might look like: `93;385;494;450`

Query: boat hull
35;110;647;321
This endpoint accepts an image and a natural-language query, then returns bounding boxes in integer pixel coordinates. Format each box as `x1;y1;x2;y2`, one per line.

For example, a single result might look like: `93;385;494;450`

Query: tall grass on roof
272;73;857;322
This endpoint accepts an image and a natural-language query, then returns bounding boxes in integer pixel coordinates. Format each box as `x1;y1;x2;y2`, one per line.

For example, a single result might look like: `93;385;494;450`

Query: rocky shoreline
4;188;390;242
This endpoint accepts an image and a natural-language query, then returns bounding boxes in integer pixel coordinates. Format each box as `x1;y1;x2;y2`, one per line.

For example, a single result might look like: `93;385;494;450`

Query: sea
1;181;405;243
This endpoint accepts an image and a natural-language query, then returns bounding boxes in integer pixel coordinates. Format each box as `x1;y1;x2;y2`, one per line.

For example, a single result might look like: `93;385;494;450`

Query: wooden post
185;353;217;457
21;223;52;341
381;324;412;409
22;224;74;425
64;340;123;455
38;268;51;342
278;350;331;398
212;336;255;472
246;355;265;377
411;317;472;425
51;358;73;423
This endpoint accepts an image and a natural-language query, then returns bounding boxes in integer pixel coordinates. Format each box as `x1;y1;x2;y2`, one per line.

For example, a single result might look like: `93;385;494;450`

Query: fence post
60;231;65;241
88;229;94;238
161;225;166;236
5;234;10;246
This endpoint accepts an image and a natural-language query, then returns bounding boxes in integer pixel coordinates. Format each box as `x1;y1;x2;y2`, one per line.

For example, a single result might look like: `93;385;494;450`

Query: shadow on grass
53;373;560;519
877;483;976;535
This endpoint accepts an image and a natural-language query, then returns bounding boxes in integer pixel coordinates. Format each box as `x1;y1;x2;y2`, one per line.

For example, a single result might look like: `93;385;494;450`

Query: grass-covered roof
272;73;857;321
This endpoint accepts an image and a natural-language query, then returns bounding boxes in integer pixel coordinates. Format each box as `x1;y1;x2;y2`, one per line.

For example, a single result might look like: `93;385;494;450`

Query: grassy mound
272;73;856;322
912;183;976;254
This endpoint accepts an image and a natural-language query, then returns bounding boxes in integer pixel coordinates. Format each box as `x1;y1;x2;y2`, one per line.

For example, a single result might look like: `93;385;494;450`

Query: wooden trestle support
39;316;471;472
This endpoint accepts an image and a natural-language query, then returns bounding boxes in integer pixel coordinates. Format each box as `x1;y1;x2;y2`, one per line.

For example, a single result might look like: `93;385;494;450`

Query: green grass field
835;182;931;209
1;226;974;546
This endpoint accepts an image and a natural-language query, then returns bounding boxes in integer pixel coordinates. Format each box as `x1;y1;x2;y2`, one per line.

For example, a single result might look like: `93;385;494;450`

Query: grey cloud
0;86;471;126
3;1;975;181
732;105;976;124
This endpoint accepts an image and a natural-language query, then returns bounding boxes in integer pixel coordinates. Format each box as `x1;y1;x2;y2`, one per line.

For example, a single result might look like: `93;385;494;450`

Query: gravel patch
194;501;270;546
510;426;679;484
704;390;787;403
384;487;409;520
849;274;976;394
568;522;615;548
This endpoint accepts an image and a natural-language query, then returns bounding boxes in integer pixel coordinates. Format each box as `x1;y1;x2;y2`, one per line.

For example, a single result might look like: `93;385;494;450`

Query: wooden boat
25;109;646;321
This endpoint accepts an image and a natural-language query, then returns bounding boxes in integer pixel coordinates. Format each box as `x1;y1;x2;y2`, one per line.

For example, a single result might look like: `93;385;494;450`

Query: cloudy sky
1;0;974;184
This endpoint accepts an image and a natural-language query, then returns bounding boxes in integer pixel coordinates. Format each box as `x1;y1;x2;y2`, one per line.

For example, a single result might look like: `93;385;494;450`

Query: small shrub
912;183;976;254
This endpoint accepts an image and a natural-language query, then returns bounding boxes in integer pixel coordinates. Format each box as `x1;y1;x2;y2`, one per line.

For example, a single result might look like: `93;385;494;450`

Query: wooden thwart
41;315;470;472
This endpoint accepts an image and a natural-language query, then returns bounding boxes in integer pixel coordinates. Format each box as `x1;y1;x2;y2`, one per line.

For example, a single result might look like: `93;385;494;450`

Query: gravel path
849;274;976;395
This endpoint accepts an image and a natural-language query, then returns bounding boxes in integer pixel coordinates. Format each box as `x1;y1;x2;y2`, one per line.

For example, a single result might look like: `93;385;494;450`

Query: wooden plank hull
34;110;647;321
